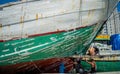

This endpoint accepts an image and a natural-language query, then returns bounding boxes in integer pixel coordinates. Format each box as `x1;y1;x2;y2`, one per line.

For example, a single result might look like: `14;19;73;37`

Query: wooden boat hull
81;60;120;72
0;58;74;74
81;55;120;72
0;0;108;66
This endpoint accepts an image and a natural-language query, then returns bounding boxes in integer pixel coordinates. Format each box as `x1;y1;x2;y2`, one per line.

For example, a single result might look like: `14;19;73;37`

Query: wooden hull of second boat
0;58;74;74
81;60;120;72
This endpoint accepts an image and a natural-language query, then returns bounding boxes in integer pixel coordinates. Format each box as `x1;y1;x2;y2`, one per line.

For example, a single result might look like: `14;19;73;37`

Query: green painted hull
81;60;120;72
0;24;100;66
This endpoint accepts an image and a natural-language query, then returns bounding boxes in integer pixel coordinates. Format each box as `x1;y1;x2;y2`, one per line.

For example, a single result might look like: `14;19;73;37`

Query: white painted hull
0;0;107;40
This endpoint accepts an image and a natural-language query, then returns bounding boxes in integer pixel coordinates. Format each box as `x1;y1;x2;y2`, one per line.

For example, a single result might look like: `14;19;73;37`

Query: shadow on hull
0;58;73;74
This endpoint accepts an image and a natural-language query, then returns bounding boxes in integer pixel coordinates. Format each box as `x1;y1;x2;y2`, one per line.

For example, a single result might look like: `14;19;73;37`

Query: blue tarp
0;0;19;5
110;34;120;50
117;1;120;13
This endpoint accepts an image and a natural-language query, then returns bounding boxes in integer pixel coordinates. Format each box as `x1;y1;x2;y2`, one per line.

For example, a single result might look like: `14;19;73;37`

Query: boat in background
81;34;120;72
81;52;120;72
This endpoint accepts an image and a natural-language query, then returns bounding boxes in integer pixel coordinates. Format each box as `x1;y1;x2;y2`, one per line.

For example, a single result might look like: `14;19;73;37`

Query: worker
86;58;96;74
73;57;84;74
77;57;84;74
87;46;99;56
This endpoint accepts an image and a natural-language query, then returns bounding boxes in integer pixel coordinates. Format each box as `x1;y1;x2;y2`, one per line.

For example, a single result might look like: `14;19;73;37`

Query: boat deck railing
99;1;120;35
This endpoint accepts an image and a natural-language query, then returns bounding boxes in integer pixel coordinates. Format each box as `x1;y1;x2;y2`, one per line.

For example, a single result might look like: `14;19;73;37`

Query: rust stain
36;13;39;20
72;0;75;9
0;24;2;31
20;16;24;30
72;4;75;9
83;10;94;26
88;10;94;18
25;33;28;37
20;16;24;23
57;29;60;32
88;10;91;16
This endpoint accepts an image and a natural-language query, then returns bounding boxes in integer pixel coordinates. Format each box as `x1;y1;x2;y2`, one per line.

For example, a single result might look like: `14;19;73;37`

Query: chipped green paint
0;25;97;66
